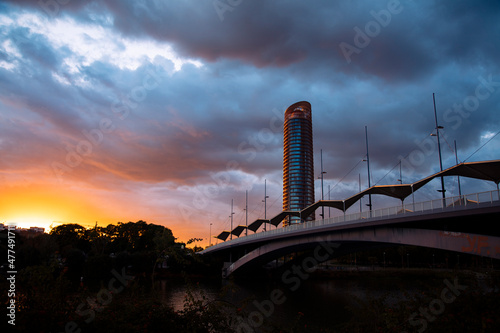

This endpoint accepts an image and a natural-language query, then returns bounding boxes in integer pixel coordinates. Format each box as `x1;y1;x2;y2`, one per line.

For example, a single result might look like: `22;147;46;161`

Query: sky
0;0;499;243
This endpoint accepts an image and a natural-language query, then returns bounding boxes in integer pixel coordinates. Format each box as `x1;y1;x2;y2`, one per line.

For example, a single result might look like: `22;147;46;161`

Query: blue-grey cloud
0;0;499;232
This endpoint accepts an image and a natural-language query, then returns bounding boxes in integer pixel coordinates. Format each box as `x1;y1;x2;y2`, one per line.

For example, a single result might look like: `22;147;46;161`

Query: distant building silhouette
0;224;45;238
283;101;315;226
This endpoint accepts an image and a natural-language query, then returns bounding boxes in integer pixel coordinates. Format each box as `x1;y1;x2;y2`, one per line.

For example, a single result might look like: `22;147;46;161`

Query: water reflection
153;271;496;331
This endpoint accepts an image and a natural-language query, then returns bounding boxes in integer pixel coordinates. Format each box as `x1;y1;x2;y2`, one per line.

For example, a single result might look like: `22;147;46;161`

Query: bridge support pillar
222;262;232;279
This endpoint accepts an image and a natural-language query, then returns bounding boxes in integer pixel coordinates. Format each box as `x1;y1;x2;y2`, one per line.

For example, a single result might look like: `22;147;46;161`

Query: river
153;268;499;332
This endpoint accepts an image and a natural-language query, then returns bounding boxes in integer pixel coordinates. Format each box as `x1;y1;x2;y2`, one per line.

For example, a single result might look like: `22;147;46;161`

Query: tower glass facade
283;101;315;226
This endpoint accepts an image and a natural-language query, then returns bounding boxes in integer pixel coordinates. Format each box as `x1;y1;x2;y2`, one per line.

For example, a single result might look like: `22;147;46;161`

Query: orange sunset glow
0;178;204;240
1;183;108;229
1;0;499;244
2;2;500;333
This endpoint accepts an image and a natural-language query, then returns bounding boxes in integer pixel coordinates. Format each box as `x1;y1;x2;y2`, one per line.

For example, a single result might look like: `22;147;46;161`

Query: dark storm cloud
84;0;499;179
1;0;499;213
100;0;312;67
10;26;60;69
433;0;500;61
0;57;281;187
62;0;496;83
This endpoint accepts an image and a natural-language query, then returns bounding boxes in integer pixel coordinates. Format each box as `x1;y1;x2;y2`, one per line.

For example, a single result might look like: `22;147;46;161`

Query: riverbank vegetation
1;221;499;332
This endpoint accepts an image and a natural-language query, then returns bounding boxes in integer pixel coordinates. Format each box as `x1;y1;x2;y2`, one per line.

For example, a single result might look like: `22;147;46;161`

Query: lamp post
245;190;248;236
230;199;234;240
397;160;402;184
209;223;212;247
263;179;269;231
432;93;446;199
320;149;326;220
328;184;331;219
365;126;372;214
398;160;404;210
454;140;462;198
359;173;362;213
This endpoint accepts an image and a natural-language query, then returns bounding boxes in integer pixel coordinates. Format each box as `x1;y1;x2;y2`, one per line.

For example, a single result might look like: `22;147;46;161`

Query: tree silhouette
187;237;203;245
50;223;90;253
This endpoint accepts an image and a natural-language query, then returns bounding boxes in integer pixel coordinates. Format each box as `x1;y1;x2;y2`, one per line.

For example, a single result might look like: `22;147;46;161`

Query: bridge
201;160;500;277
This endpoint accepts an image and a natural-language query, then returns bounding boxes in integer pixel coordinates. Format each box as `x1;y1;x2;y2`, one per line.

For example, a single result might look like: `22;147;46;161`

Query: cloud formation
0;0;499;240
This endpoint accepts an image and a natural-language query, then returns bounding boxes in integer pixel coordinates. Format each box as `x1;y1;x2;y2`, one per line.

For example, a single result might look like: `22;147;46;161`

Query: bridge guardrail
206;189;500;251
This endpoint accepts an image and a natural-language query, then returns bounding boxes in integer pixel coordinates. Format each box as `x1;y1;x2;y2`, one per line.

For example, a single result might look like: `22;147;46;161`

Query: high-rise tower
283;101;315;226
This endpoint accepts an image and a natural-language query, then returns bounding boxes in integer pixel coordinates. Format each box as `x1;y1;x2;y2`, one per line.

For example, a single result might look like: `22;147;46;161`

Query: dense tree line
0;221;233;332
1;221;499;332
2;221;218;286
7;220;216;286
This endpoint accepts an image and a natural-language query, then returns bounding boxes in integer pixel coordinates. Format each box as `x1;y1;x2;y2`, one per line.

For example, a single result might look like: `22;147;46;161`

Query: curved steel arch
223;160;500;239
226;227;500;277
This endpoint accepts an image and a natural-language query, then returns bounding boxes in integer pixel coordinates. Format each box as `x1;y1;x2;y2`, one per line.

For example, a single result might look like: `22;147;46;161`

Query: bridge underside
226;227;500;277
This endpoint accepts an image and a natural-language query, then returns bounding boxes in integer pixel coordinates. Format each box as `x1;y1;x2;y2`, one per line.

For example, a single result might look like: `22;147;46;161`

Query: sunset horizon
2;1;499;332
2;0;499;245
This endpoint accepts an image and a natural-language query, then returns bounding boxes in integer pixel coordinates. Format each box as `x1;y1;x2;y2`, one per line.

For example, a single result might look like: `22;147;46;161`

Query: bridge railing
208;189;500;249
